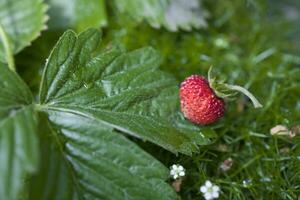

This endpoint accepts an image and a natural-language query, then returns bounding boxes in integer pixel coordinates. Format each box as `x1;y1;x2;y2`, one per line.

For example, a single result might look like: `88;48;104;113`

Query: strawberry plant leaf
29;111;177;200
15;31;62;93
0;0;47;62
0;64;33;118
28;114;77;200
114;0;208;31
0;106;39;200
47;0;107;32
29;138;76;200
164;0;208;31
39;28;214;155
0;64;39;200
114;0;167;29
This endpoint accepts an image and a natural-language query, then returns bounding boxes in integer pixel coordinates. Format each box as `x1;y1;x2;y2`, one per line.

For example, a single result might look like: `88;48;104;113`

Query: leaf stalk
208;66;262;108
0;23;15;71
224;84;263;108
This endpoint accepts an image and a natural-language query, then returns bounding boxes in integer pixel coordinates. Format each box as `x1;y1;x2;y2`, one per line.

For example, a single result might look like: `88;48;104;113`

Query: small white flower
170;164;185;179
200;180;220;200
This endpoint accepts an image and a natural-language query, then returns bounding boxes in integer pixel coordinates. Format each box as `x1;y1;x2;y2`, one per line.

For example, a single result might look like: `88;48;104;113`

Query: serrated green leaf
114;0;208;31
15;31;63;93
0;64;33;118
164;0;208;31
39;28;214;155
0;0;47;62
47;0;107;32
0;106;39;200
0;64;38;200
28;117;78;200
30;111;177;200
114;0;168;28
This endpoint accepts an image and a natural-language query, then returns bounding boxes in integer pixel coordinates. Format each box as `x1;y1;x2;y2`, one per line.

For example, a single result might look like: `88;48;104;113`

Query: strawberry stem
224;84;263;108
207;66;262;108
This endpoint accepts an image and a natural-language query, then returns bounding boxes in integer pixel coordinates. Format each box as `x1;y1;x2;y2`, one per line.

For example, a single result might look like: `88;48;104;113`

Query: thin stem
224;84;263;108
0;23;15;71
208;66;213;84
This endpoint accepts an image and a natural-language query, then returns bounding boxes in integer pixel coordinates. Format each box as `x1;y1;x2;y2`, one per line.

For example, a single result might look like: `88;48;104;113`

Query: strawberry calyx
208;67;263;108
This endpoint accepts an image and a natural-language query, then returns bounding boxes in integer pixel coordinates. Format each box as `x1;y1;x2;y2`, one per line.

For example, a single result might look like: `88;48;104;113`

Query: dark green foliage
0;65;39;200
29;111;177;200
0;0;47;62
38;29;213;155
104;0;300;199
4;28;206;199
46;0;107;31
0;0;299;199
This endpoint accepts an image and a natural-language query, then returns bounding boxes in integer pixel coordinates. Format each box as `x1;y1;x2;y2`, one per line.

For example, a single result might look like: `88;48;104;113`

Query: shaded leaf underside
47;0;107;32
114;0;208;31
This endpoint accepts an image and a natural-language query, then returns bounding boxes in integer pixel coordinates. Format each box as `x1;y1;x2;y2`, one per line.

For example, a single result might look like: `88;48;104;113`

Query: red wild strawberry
180;68;262;125
180;75;225;125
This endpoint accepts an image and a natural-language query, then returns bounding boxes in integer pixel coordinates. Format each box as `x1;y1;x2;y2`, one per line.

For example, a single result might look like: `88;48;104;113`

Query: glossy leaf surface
29;111;177;200
39;29;214;155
